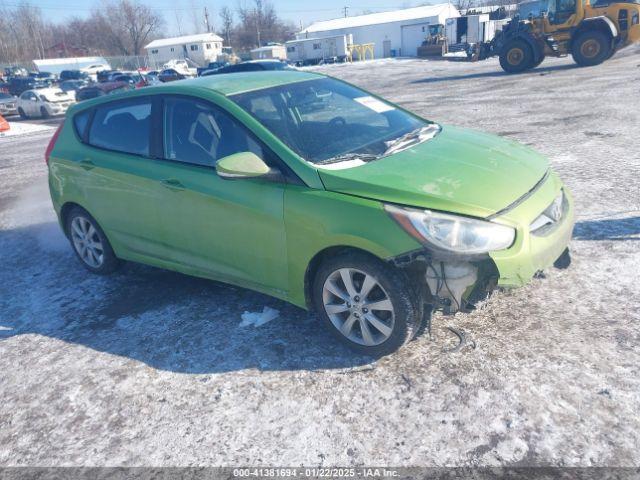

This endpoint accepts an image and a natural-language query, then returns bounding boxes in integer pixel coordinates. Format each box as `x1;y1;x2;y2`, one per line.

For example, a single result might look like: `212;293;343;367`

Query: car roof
67;71;327;114
24;87;66;95
178;70;323;96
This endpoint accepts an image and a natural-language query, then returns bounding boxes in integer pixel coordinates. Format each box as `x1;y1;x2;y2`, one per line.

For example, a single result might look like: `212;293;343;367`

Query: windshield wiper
383;124;441;156
316;152;379;165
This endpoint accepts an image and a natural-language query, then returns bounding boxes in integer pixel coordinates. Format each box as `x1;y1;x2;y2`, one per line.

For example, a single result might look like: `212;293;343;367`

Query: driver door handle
79;159;95;170
160;178;185;191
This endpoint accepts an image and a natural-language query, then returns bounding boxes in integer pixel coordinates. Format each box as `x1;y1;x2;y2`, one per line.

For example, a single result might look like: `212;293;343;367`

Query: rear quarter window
88;99;152;156
73;110;91;139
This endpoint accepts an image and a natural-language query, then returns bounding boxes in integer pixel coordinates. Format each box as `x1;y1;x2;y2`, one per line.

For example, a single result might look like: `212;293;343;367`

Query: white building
297;4;460;58
250;44;287;60
145;33;224;67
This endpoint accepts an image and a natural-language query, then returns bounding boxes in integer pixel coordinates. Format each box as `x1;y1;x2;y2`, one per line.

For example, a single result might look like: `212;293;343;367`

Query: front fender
283;186;420;308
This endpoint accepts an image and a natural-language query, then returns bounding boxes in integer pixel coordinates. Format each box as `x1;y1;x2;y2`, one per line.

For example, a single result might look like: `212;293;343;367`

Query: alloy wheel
322;268;395;346
70;216;104;268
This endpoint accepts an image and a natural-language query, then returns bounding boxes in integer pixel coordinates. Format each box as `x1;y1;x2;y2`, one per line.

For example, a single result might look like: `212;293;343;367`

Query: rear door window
88;99;152;156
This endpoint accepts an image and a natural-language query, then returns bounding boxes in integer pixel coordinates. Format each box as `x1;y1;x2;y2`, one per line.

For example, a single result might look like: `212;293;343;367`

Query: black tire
40;106;50;119
18;107;27;119
571;30;612;67
313;251;422;357
65;206;121;275
499;38;535;73
532;53;545;68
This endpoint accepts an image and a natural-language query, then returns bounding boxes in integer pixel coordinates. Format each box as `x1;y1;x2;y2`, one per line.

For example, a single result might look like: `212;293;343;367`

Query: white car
17;88;75;119
80;63;111;81
162;59;196;77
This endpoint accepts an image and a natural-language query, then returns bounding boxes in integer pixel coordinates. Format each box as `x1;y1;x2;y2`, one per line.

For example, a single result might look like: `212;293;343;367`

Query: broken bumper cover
490;181;575;287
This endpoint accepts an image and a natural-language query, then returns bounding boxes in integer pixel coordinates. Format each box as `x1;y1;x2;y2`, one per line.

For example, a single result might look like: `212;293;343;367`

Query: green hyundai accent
47;70;574;356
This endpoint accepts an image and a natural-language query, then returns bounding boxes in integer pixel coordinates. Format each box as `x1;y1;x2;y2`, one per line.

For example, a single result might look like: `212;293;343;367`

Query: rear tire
499;39;535;73
65;207;120;275
18;107;27;119
313;251;421;357
571;30;612;67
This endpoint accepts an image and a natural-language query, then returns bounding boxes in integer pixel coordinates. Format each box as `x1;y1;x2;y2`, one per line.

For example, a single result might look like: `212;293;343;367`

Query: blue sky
8;0;431;33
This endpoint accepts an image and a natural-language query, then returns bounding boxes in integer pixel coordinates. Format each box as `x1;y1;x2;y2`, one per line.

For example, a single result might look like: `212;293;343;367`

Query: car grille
530;189;568;236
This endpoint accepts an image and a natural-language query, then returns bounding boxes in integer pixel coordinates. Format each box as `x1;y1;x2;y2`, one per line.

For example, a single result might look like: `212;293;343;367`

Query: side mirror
216;151;274;180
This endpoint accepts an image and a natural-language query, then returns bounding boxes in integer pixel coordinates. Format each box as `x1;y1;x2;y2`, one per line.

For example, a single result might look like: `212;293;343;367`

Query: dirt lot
1;49;639;467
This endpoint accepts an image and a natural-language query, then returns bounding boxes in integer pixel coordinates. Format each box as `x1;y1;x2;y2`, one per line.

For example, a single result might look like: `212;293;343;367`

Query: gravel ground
0;48;639;467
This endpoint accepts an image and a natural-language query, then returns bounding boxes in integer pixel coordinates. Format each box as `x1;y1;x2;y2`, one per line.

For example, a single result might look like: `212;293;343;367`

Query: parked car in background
4;66;28;78
75;81;132;101
59;70;90;82
29;71;58;85
141;71;161;85
158;69;186;82
81;63;111;81
17;88;74;118
97;70;121;83
162;59;195;76
46;71;574;356
112;73;145;87
0;92;18;116
59;80;89;99
201;60;294;76
196;61;229;76
7;77;48;96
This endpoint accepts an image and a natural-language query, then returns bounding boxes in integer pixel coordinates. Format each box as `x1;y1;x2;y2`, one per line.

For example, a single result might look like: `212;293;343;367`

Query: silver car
0;92;18;116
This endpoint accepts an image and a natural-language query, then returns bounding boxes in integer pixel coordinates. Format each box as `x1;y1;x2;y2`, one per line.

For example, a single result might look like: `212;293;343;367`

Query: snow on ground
0;48;639;467
0;121;54;137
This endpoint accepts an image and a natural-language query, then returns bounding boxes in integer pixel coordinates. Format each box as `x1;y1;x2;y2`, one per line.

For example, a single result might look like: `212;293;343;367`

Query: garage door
401;23;430;57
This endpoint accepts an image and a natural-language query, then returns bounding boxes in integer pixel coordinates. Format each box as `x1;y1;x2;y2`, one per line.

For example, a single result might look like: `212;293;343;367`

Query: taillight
45;122;64;165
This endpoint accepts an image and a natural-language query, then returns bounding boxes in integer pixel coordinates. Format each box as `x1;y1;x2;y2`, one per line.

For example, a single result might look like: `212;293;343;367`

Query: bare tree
219;6;234;45
234;0;294;51
99;0;164;55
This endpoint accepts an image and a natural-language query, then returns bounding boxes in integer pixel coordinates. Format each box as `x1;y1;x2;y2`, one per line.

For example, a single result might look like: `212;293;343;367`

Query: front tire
313;251;421;357
571;30;612;67
499;39;535;73
18;107;27;119
65;207;120;274
40;106;50;119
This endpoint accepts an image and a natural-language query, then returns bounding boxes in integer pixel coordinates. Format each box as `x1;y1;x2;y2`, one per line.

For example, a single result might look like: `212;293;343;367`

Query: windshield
231;78;436;165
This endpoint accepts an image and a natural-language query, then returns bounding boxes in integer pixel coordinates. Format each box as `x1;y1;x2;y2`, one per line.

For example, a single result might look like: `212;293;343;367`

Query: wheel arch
575;16;618;40
59;202;107;241
303;245;388;311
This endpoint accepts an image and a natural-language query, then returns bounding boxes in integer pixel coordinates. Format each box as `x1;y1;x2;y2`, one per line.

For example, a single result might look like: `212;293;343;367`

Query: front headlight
385;204;515;254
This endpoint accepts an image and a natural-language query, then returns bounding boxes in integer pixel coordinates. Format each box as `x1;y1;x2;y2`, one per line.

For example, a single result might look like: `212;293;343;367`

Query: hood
318;125;549;218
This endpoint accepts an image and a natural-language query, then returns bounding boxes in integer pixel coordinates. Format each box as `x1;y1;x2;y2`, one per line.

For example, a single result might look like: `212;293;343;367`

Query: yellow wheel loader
491;0;640;72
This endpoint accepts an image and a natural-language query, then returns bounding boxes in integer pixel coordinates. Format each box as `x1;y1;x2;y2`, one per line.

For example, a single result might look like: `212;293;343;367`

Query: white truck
444;14;510;59
285;34;353;66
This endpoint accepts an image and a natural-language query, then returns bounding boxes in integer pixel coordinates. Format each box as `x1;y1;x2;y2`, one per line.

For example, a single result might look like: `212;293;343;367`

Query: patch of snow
0;122;54;138
239;307;280;328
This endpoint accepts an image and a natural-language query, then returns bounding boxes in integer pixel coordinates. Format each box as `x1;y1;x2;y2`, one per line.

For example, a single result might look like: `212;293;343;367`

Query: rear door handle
79;159;95;170
160;178;185;191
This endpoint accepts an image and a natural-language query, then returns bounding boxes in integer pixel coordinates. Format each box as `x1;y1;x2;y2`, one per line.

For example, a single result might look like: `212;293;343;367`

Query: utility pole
342;6;349;17
204;6;211;33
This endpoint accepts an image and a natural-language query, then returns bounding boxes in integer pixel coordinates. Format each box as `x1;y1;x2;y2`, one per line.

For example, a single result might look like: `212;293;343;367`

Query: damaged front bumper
390;171;575;314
